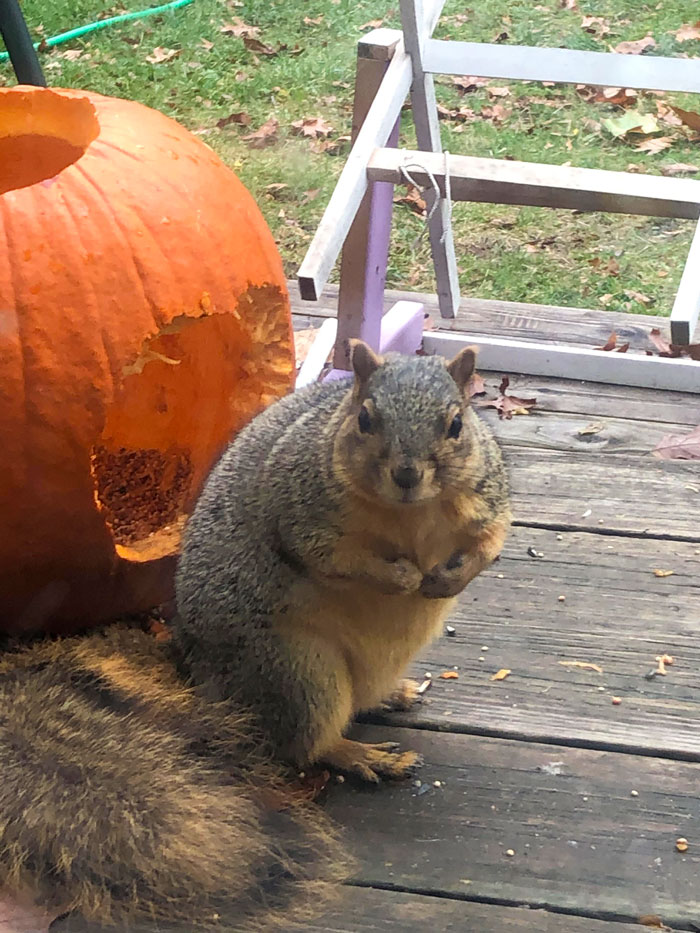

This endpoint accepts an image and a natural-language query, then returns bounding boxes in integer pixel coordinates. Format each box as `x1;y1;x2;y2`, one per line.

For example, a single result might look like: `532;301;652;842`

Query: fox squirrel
174;341;510;781
0;341;510;930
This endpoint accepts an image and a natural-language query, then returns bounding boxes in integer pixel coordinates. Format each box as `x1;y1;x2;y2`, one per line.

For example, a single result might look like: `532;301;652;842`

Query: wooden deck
291;283;700;932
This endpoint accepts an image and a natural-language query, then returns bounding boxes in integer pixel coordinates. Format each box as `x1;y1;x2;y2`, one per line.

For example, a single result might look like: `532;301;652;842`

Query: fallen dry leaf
476;375;537;419
671;105;700;132
558;660;604;673
360;18;384;30
576;85;638;107
589;256;620;276
200;37;214;51
613;35;656;55
653;425;700;460
649;327;672;354
59;48;83;61
655;100;684;127
241;117;279;148
216;110;251;129
303;15;324;25
145;46;181;64
561;0;578;9
581;15;610;36
661;162;699;176
490;669;511;681
596;331;618;351
220;18;260;38
674;21;700;41
452;75;489;93
635;136;674;154
577;422;604;436
291;116;333;138
394;185;427;216
480;103;512;123
440;670;459;679
487;86;511;98
602;110;659;138
653;569;674;577
624;289;652;306
243;36;279;55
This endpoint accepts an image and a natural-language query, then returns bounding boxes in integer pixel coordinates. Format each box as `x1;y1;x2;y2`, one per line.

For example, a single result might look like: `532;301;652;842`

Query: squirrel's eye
447;413;462;439
358;406;372;434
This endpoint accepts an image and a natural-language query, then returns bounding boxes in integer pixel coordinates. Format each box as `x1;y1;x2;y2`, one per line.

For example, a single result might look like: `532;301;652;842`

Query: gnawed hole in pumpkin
90;286;293;563
0;91;99;195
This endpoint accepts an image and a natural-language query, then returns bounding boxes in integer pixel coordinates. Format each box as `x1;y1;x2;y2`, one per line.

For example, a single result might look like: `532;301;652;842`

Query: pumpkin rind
0;86;294;634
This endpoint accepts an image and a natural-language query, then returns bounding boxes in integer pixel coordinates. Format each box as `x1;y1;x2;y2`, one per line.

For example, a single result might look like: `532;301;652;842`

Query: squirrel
174;340;511;782
0;341;509;931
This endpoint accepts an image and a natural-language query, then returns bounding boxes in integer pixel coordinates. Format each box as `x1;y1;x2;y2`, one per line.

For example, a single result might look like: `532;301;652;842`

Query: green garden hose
0;0;194;63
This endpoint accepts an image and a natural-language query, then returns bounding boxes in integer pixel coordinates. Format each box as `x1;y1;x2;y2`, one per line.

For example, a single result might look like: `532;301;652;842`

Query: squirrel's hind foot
378;678;423;713
321;738;423;783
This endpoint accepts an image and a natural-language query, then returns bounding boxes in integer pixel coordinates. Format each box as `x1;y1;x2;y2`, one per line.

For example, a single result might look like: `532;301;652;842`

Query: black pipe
0;0;46;86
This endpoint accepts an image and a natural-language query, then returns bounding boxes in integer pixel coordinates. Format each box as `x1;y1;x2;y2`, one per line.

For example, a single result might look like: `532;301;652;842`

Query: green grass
5;0;700;315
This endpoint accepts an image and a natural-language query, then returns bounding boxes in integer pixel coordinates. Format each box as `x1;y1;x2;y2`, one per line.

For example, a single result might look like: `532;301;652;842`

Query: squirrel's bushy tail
0;626;349;931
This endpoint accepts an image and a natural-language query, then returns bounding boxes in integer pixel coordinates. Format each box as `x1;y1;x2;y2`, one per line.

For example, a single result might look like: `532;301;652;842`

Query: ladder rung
368;148;700;219
424;40;700;95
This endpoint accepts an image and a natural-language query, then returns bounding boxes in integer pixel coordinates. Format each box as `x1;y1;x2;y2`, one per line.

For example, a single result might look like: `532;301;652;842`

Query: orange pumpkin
0;85;294;634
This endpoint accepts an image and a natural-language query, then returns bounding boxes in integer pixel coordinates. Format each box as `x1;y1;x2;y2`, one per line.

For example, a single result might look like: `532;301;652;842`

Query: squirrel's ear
348;339;383;384
447;345;478;392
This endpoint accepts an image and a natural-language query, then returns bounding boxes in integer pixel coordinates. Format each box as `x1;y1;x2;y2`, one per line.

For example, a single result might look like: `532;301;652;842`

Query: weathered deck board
487;373;700;426
303;886;651;931
288;280;684;350
375;526;700;759
506;447;699;539
483;407;691;456
326;726;700;929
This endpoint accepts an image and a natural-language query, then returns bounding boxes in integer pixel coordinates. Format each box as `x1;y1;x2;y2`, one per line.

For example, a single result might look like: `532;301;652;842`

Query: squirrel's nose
392;465;424;490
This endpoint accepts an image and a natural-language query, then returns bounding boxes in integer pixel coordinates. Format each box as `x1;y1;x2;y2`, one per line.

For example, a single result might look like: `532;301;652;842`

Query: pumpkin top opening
0;87;99;195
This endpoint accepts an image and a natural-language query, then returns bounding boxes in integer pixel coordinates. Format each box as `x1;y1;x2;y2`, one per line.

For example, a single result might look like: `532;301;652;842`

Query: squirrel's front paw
380;557;423;595
420;552;469;599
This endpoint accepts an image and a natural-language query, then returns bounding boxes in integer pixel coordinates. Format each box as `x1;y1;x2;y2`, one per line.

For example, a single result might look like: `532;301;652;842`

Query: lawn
5;0;700;317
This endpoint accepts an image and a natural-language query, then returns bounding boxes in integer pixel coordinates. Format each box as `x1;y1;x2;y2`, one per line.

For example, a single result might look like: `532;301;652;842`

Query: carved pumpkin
0;85;294;634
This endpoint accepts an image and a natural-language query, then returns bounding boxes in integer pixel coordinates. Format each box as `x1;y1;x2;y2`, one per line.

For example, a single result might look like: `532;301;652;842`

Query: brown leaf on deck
476;375;537;420
490;669;511;681
653;426;700;459
596;331;618;351
440;670;459;679
653;569;675;577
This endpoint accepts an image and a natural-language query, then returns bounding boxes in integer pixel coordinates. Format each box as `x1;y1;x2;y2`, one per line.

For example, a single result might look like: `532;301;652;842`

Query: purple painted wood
323;300;425;382
358;118;401;352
